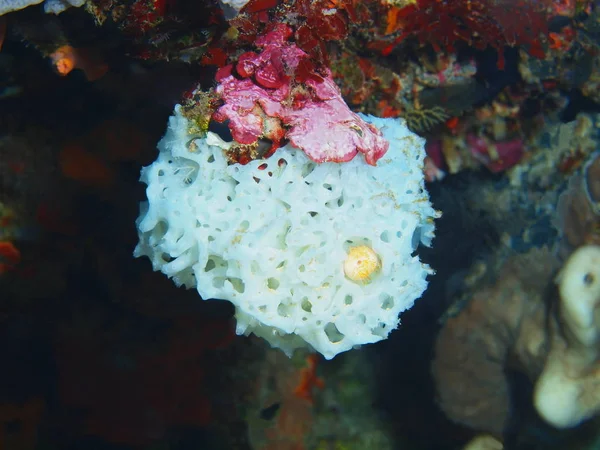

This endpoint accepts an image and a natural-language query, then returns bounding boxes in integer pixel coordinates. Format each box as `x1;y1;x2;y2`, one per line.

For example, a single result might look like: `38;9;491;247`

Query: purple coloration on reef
213;23;389;165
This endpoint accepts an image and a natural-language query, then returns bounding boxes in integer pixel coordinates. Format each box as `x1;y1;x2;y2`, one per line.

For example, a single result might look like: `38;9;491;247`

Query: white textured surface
0;0;84;15
0;0;43;15
218;0;250;17
135;106;438;359
44;0;85;14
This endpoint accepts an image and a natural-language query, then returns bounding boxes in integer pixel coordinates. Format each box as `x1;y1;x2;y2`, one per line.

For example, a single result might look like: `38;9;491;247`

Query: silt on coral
212;23;389;165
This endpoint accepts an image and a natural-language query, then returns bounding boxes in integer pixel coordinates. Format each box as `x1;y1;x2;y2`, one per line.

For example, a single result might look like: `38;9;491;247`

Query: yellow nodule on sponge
343;245;381;282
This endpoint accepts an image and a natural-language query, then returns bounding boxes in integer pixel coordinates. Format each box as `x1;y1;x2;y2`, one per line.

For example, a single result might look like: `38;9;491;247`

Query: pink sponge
213;23;389;165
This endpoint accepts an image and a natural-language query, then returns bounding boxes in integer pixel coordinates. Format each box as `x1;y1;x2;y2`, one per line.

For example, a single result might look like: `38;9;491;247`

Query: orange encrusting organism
50;45;108;81
294;354;325;402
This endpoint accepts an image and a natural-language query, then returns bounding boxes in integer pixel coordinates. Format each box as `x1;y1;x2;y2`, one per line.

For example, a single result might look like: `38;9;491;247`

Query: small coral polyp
135;104;437;359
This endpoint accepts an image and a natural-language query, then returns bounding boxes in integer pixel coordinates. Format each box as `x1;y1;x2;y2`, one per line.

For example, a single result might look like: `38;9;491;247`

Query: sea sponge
534;245;600;428
135;106;438;359
431;248;557;437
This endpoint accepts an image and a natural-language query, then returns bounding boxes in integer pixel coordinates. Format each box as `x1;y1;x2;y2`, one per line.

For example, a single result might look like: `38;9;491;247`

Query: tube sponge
134;106;438;359
534;245;600;428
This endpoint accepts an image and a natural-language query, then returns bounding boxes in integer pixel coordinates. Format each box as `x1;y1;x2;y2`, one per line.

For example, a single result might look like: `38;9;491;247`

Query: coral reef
381;0;549;68
432;150;600;446
3;0;600;447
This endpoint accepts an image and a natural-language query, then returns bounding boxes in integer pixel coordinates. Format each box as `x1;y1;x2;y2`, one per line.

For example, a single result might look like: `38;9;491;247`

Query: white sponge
135;106;438;359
